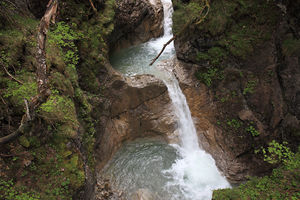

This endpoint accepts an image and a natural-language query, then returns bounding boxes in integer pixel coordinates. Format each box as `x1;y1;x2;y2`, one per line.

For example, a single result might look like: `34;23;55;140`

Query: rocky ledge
95;71;176;170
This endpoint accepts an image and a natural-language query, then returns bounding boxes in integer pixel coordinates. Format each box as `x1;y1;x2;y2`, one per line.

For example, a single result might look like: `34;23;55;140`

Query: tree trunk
0;0;58;145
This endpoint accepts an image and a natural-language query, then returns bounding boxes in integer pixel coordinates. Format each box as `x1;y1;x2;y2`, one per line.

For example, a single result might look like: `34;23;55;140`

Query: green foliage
227;119;243;129
196;47;227;66
174;0;279;61
246;125;260;137
262;140;294;165
243;80;257;95
48;22;82;85
0;179;40;200
39;93;79;137
48;22;82;49
282;38;300;56
213;148;300;200
50;72;74;97
204;0;237;36
172;0;208;34
4;80;37;106
195;67;224;87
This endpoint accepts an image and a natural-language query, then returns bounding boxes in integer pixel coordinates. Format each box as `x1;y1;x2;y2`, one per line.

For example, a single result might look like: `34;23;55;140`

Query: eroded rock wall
95;72;176;170
172;0;300;182
109;0;164;51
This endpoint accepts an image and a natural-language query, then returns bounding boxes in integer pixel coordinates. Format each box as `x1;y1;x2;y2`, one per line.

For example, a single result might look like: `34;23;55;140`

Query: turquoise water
102;138;180;199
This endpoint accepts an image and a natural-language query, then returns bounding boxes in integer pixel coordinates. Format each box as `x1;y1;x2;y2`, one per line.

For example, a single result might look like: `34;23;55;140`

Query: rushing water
104;0;230;199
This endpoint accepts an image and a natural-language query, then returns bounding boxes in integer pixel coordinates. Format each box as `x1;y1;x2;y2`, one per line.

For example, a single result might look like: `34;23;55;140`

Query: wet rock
132;189;158;200
110;0;164;50
95;73;176;169
95;178;124;200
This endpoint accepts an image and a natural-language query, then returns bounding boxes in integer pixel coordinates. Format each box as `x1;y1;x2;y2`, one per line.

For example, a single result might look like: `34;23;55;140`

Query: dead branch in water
149;36;175;66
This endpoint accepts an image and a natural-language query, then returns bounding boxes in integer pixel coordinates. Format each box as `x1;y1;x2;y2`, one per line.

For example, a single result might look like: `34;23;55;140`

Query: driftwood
150;0;210;66
0;0;58;145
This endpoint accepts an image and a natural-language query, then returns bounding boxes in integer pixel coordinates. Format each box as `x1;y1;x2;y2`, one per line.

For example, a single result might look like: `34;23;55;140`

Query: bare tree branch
0;113;30;144
0;152;28;157
24;99;31;120
149;36;175;66
89;0;97;12
149;0;210;66
1;64;24;84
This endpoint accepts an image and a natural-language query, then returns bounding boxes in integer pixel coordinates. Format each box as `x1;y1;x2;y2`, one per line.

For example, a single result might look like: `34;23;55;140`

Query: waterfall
161;73;230;200
108;0;230;199
153;0;231;199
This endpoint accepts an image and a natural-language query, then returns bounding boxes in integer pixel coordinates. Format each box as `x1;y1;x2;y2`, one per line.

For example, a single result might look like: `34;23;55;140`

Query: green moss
0;131;85;199
4;78;37;106
204;0;237;36
173;0;208;34
39;93;79;138
50;72;74;97
196;47;228;66
75;88;92;113
282;38;300;57
18;136;30;148
174;0;279;61
213;149;300;200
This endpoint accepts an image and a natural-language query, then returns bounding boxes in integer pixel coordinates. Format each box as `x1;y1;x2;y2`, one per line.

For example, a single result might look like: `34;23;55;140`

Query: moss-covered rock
213;149;300;200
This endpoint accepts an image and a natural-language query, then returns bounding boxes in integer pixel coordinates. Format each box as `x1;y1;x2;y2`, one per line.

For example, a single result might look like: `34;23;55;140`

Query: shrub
262;140;294;165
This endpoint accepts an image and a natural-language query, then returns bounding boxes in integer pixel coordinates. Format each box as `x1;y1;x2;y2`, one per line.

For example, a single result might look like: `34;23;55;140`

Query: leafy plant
246;125;260;137
213;147;300;200
262;140;294;165
4;81;37;105
0;179;40;200
227;119;243;129
195;67;224;87
48;22;82;83
243;80;257;95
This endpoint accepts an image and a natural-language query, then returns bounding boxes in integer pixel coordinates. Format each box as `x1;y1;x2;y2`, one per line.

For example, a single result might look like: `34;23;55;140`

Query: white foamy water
161;73;230;200
109;0;230;199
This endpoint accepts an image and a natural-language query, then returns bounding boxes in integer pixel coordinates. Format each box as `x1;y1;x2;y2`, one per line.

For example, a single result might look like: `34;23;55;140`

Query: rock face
95;72;176;169
172;0;300;182
110;0;164;50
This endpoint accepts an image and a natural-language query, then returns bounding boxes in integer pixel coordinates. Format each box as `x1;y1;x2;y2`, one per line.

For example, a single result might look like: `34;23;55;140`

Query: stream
103;0;230;199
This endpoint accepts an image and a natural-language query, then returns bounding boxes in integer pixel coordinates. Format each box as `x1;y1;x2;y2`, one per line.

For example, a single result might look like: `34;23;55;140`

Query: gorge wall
1;0;299;199
172;0;300;182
